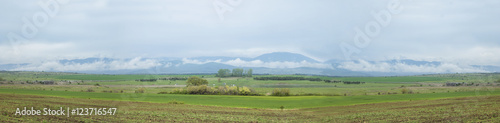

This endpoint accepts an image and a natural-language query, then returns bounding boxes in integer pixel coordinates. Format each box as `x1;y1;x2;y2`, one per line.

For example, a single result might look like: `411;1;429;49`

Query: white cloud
107;57;160;70
0;42;102;64
163;62;173;68
181;58;221;65
223;58;332;69
181;58;333;69
13;57;160;71
1;0;499;72
337;60;487;73
446;46;500;66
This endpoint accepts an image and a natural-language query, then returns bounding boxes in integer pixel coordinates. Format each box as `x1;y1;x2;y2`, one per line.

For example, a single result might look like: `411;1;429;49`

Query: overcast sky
1;0;499;66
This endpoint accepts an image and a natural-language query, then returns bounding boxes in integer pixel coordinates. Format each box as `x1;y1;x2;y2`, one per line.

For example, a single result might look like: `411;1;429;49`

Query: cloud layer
1;0;499;72
337;60;486;73
6;56;491;74
13;57;160;71
182;58;333;69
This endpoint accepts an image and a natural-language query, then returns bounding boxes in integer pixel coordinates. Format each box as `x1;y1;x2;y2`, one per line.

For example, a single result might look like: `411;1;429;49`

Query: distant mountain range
1;52;499;76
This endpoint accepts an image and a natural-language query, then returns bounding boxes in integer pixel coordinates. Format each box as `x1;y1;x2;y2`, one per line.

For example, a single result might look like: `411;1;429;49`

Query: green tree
272;88;290;96
246;69;253;77
232;68;244;77
224;69;231;77
217;69;226;77
217;69;231;77
186;76;208;86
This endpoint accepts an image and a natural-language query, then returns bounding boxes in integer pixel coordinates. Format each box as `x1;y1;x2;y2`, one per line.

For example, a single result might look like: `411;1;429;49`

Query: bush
239;86;252;95
387;91;397;95
168;100;184;104
186;76;208;86
136;79;157;82
159;77;187;81
254;76;322;81
401;88;413;94
171;88;188;94
86;88;95;92
271;88;290;96
187;85;212;94
169;85;260;96
227;86;238;95
296;93;322;96
135;88;145;93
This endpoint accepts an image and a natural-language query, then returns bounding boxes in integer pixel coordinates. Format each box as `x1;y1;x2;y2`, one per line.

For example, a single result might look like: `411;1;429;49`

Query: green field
1;93;498;122
1;88;498;109
0;71;499;122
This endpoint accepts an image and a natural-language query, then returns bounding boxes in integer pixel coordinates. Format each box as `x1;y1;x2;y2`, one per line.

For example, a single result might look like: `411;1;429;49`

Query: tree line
169;85;261;96
166;76;261;96
253;77;366;84
324;80;365;84
136;77;189;82
216;68;252;77
342;81;365;84
158;77;188;81
253;76;322;81
135;79;157;82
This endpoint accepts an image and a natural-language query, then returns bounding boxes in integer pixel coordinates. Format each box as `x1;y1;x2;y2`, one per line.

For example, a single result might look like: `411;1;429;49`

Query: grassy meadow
0;71;499;122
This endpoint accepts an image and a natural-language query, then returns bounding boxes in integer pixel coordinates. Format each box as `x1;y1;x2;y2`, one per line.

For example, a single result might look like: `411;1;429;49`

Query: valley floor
1;93;498;122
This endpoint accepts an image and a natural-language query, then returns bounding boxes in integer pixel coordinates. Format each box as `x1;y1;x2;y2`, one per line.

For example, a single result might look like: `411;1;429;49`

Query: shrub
271;88;290;96
159;77;187;81
135;88;145;93
343;81;365;84
169;85;260;96
253;76;322;81
171;88;188;94
387;91;397;95
186;76;208;86
401;88;408;94
239;86;252;95
86;88;95;92
227;86;238;95
187;85;211;94
168;100;184;104
297;93;322;96
401;88;413;94
136;79;157;82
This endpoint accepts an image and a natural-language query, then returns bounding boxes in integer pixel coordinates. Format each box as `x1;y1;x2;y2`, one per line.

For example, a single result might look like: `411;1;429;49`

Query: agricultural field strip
2;72;498;83
0;88;497;109
1;92;499;122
